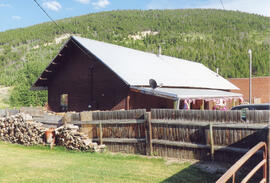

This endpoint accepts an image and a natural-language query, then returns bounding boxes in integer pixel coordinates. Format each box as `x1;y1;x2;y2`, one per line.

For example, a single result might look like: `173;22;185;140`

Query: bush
9;60;47;107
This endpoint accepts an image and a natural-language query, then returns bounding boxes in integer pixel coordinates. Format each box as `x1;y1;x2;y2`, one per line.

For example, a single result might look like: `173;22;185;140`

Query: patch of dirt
164;158;230;176
194;161;229;174
43;34;71;47
164;157;198;165
32;45;40;49
55;34;70;44
128;30;159;40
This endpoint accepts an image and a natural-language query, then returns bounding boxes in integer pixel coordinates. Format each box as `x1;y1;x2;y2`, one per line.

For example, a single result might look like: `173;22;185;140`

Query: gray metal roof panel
72;36;239;90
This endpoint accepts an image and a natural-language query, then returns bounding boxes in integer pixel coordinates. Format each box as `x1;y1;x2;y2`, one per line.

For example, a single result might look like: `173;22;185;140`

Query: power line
219;0;225;10
33;0;66;34
32;0;94;61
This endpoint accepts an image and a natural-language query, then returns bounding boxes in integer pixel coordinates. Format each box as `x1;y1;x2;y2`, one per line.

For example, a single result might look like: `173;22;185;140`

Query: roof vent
216;68;219;77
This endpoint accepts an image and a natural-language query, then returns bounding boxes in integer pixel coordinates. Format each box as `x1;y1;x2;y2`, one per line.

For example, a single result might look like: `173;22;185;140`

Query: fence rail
73;119;146;125
65;109;270;161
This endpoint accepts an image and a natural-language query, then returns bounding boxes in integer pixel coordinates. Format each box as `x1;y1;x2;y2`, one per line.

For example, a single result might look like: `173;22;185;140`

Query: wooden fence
73;109;147;154
150;109;269;161
69;109;270;161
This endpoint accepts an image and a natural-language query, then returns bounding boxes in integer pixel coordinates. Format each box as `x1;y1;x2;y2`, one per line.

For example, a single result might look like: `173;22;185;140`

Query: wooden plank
92;109;146;120
151;119;268;129
147;112;153;156
152;139;263;154
263;111;270;123
144;113;149;155
152;139;209;149
71;119;146;125
81;124;93;139
209;123;214;161
205;126;210;145
99;122;103;145
151;120;209;126
213;124;268;130
93;138;146;143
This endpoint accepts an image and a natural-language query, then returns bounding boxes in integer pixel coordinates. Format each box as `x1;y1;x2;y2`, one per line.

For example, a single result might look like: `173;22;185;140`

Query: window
60;94;68;112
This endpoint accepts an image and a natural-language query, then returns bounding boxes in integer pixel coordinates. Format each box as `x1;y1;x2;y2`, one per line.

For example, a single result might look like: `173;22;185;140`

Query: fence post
209;123;214;161
205;123;214;161
145;112;152;156
99;121;103;145
148;112;153;156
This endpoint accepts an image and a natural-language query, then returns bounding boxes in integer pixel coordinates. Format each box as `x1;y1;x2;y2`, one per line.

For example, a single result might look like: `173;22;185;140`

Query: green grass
0;141;217;183
0;86;11;109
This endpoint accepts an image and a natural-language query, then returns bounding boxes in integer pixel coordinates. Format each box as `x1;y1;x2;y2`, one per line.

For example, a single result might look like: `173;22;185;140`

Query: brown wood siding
46;40;175;112
129;91;174;111
48;41;128;112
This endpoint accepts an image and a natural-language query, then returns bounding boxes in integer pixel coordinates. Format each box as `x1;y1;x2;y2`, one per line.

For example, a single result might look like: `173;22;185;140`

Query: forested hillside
0;9;269;107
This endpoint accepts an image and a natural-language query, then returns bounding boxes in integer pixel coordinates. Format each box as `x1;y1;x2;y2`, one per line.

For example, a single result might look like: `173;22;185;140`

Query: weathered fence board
151;109;270;123
74;109;147;154
102;142;146;154
72;119;146;125
150;109;269;160
92;109;146;120
71;109;270;161
93;138;145;143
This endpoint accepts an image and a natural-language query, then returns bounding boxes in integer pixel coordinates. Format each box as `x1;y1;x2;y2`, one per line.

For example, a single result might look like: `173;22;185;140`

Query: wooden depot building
31;36;242;112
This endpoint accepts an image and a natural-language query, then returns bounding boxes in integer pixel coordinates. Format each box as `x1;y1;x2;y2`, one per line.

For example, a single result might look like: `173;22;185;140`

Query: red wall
228;77;270;103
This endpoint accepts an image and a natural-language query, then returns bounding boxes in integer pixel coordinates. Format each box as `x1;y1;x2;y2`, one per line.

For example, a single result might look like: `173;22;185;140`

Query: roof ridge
72;36;198;64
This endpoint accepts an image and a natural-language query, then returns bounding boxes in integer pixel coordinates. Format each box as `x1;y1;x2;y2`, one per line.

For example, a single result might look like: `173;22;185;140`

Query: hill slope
0;9;269;107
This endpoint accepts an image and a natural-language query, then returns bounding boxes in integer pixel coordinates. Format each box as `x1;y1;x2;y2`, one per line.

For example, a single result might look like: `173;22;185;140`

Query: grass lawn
0;86;11;109
0;141;217;183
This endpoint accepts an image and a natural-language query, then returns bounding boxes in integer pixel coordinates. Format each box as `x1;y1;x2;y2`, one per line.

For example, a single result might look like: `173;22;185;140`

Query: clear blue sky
0;0;269;32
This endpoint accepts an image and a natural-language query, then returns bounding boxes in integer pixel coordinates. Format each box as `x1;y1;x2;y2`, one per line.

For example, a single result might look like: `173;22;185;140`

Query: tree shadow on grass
160;163;219;183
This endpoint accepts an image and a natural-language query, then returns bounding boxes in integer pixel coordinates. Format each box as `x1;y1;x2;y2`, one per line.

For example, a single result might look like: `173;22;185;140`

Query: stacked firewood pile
0;114;45;145
0;114;105;152
55;124;105;152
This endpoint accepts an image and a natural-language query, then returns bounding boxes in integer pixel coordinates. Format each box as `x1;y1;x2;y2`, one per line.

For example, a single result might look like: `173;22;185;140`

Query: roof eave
130;86;178;100
30;36;73;90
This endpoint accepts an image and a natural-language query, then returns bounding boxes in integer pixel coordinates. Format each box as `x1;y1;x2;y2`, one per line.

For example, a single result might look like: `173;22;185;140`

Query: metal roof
32;36;239;91
130;86;242;100
72;36;238;90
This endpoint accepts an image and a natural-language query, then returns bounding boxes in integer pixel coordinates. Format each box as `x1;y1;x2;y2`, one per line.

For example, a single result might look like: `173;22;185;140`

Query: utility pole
248;49;252;104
